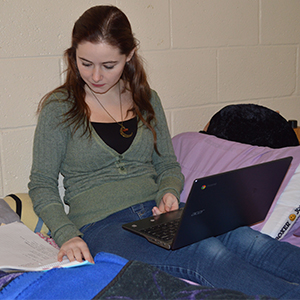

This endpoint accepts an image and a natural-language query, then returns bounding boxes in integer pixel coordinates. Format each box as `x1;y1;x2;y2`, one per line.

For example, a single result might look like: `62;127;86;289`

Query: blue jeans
81;200;300;299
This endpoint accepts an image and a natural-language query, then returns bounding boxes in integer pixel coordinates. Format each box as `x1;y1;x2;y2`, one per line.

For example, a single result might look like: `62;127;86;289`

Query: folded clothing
0;199;20;225
0;252;127;300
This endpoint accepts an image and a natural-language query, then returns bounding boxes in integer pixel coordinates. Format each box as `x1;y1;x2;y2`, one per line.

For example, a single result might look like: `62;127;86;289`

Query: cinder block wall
1;0;300;197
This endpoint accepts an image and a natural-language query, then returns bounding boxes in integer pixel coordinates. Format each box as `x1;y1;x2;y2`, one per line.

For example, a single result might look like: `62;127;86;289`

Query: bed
1;131;299;299
0;194;273;299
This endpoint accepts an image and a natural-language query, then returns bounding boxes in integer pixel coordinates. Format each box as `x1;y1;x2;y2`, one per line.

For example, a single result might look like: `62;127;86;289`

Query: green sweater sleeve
28;95;82;247
150;91;184;204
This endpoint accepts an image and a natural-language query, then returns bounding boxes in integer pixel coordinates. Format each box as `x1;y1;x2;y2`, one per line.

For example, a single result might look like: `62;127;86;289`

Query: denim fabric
81;200;300;299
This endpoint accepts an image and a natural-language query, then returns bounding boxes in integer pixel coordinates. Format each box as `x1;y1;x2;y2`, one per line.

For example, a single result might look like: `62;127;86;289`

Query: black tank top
91;117;137;154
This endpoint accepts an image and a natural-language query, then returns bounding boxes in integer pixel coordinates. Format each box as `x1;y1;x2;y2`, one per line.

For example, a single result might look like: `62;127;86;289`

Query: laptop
122;157;292;250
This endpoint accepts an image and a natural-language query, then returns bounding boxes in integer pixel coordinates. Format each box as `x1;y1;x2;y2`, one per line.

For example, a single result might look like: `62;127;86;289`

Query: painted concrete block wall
0;0;300;197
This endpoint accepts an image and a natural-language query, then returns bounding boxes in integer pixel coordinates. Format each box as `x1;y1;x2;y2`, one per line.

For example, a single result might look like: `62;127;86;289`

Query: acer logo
191;209;205;217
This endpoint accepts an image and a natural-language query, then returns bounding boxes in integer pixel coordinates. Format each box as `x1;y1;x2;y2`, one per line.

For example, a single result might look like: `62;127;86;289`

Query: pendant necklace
88;85;133;138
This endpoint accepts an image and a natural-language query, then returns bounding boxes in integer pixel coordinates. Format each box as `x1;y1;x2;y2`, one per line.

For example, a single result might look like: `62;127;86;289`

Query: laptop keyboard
140;219;181;241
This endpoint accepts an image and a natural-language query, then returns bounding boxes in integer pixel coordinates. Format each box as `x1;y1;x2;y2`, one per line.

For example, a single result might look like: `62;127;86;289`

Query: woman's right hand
57;236;94;264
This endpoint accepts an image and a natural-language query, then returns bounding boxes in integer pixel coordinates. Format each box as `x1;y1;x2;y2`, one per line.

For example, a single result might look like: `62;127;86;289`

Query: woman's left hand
152;193;179;216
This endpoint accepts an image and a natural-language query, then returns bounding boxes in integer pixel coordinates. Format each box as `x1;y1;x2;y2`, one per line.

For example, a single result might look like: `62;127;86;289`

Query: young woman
29;5;300;299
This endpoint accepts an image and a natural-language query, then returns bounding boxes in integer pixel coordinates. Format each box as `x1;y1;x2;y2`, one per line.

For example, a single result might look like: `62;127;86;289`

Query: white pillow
172;132;300;246
261;163;300;240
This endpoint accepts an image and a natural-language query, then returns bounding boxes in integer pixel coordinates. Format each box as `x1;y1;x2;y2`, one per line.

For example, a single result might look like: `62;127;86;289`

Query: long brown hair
39;5;158;150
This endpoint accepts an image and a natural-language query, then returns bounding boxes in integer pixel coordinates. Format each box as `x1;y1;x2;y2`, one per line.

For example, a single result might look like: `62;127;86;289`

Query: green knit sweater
28;89;184;246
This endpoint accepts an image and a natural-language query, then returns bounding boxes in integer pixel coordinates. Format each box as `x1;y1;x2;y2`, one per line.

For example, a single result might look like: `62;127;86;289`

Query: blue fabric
34;217;44;233
0;252;128;300
81;200;300;299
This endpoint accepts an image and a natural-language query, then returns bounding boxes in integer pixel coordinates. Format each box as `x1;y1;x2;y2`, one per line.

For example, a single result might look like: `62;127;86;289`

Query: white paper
0;222;91;271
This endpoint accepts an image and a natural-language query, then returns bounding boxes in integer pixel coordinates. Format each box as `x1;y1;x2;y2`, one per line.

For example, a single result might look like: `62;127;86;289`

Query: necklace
88;85;133;138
